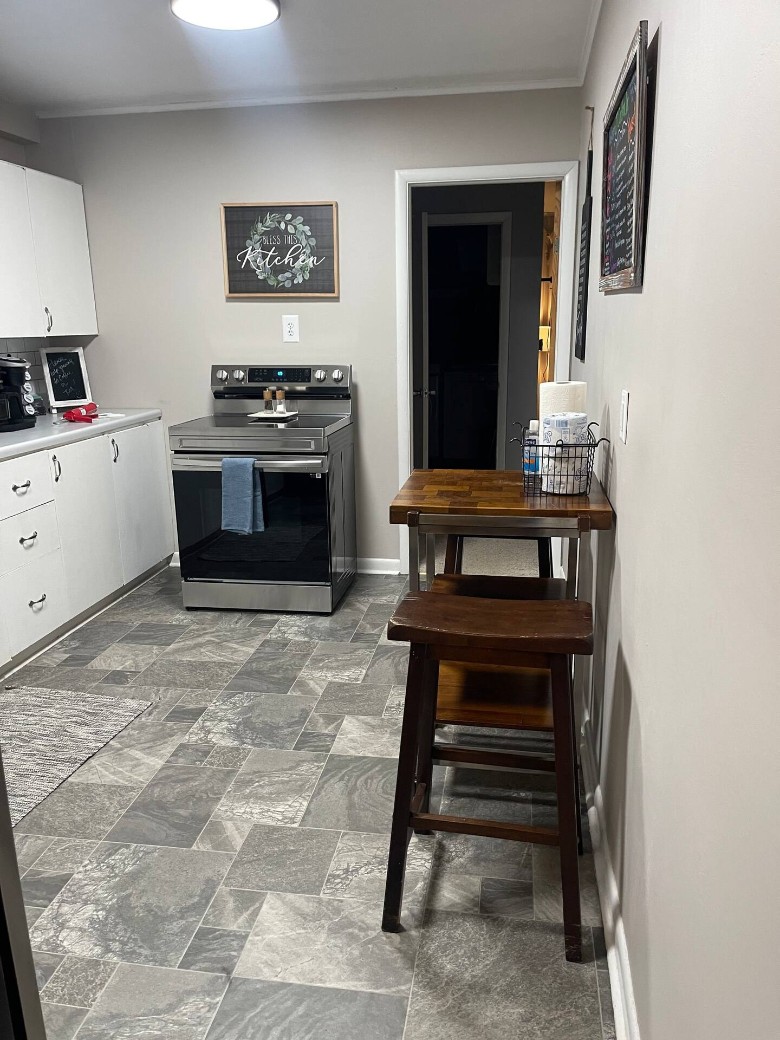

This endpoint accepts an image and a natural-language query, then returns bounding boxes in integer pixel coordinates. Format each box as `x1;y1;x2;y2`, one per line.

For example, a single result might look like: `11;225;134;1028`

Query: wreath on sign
245;212;317;288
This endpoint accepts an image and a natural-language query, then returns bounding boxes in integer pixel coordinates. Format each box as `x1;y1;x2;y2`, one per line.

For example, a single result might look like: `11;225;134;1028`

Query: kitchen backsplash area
0;338;49;409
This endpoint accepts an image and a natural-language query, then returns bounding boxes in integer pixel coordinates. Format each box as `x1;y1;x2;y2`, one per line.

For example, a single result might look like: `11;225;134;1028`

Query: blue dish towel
222;458;265;535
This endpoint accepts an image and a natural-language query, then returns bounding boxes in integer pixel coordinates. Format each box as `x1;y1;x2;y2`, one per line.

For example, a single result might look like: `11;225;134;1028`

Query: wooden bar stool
382;591;593;962
430;571;585;856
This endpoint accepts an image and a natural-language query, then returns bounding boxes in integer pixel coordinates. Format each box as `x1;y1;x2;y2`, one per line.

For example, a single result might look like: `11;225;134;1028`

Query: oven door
172;454;332;584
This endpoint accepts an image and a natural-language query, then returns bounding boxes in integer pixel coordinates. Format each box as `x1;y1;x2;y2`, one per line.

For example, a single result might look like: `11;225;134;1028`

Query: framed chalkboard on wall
40;346;92;409
599;21;648;292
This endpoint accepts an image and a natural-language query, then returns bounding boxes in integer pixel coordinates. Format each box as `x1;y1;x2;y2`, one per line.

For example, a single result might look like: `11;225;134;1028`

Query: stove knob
314;369;327;382
215;369;228;382
332;369;344;383
232;369;246;382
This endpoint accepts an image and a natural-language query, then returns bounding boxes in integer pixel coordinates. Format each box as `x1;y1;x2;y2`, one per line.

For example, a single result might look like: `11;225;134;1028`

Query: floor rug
0;686;150;825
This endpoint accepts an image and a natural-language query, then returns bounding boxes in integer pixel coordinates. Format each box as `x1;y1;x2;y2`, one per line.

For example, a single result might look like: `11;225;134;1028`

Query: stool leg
444;535;464;574
537;538;552;578
550;654;582;962
383;643;428;932
413;657;439;830
570;678;584;856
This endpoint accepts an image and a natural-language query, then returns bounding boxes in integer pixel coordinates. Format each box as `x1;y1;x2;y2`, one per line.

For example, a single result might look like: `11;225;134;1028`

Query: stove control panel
210;365;351;391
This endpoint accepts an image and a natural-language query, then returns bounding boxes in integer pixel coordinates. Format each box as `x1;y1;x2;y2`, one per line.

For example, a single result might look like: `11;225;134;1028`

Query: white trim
358;558;401;575
580;717;641;1040
37;79;583;120
395;161;579;571
169;552;400;576
578;0;604;83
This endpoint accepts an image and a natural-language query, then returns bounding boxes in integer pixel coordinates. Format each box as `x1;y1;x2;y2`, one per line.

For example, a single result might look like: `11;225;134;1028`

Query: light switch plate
619;390;630;443
282;315;300;342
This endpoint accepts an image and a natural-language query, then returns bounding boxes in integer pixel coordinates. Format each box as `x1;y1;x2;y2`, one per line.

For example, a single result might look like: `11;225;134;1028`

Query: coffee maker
0;356;36;433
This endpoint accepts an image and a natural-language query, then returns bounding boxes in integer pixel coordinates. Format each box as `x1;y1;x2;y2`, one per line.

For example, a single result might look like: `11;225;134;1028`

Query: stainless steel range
169;364;356;614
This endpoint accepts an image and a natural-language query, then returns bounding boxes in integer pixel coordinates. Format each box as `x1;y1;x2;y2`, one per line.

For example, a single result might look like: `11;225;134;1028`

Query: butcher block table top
389;469;614;529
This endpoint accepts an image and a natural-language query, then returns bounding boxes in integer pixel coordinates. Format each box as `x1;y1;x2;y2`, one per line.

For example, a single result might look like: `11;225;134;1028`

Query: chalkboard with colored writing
600;22;647;291
41;349;90;406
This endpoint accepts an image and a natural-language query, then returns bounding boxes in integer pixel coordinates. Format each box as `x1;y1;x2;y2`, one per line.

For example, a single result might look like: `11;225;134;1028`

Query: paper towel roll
539;381;587;425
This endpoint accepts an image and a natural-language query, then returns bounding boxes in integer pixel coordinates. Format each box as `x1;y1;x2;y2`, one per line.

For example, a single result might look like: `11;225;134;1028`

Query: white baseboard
358;558;401;574
169;553;401;576
580;720;641;1040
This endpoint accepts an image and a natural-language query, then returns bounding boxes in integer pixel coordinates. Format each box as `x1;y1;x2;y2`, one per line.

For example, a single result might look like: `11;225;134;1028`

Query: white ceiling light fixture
171;0;280;31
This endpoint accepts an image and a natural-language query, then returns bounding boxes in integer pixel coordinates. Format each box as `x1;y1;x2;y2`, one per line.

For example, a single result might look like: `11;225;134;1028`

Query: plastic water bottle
523;420;539;474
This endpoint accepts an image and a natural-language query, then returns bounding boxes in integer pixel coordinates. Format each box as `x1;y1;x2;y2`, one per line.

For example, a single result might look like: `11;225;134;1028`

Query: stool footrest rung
432;742;556;773
409;811;559;846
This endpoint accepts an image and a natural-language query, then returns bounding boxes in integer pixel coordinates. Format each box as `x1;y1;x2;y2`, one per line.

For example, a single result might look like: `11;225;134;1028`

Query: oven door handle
172;456;328;474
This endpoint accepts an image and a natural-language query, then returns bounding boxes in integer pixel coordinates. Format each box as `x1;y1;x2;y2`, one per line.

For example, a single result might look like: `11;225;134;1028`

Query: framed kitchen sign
599;21;648;292
222;202;339;298
39;346;92;409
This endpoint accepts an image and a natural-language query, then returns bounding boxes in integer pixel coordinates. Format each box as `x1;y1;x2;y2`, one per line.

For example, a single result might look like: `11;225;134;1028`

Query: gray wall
575;2;780;1038
27;88;581;563
411;182;544;467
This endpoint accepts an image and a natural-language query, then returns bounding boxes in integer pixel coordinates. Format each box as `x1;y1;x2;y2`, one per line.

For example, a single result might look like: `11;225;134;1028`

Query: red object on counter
62;402;99;423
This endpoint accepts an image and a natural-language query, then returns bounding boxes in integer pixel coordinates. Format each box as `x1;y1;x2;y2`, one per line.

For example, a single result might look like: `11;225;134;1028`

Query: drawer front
0;548;70;657
0;501;60;578
0;452;54;521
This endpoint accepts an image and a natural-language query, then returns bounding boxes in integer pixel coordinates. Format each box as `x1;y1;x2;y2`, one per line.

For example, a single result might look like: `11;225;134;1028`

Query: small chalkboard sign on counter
599;21;648;292
40;346;92;409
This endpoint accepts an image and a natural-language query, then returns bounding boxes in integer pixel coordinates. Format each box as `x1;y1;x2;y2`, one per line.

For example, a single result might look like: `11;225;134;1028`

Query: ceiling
0;0;600;118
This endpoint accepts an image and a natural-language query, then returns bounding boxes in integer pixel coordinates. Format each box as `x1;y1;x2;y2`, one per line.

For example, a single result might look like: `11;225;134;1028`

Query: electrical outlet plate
619;390;630;443
282;315;300;343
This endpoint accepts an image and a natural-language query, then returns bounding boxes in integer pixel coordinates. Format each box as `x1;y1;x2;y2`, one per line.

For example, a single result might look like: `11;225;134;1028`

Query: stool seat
431;574;567;601
388;592;593;656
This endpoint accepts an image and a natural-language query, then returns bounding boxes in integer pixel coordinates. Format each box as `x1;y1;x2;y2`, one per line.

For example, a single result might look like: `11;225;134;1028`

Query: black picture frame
599;21;648;291
574;153;593;360
221;202;339;299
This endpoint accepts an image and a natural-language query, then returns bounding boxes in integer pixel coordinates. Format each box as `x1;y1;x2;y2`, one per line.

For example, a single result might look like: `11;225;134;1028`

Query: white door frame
421;211;513;469
395;161;579;572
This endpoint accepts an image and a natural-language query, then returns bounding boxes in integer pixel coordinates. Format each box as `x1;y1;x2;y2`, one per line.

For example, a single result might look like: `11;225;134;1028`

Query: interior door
0;162;45;338
26;168;98;336
51;436;123;616
416;213;511;470
111;423;174;583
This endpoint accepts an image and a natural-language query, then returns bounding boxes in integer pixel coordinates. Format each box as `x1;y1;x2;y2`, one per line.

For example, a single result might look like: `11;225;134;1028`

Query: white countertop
0;409;163;462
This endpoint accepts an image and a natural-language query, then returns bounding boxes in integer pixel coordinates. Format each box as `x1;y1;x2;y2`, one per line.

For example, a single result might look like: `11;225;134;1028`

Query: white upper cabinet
26;168;98;337
0;161;46;337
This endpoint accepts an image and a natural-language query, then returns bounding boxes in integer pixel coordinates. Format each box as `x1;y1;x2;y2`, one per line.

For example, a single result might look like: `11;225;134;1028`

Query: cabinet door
51;437;123;617
110;422;174;583
0;610;10;672
26;168;98;336
0;161;45;337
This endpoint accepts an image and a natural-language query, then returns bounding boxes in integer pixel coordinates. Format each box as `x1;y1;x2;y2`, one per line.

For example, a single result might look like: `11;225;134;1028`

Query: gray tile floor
11;569;615;1040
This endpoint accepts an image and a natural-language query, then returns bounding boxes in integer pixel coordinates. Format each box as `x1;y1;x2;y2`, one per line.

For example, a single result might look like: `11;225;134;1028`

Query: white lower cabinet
0;418;173;672
0;548;69;656
50;436;123;618
110;423;174;584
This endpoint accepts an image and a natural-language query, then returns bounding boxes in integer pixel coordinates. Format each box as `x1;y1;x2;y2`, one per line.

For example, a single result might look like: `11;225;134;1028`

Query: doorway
395;160;580;574
417;213;511;469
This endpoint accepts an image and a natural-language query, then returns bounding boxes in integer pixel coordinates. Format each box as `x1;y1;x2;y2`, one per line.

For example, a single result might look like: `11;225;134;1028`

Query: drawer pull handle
28;594;47;608
112;438;119;463
53;456;62;482
19;531;38;546
45;306;53;333
11;481;31;493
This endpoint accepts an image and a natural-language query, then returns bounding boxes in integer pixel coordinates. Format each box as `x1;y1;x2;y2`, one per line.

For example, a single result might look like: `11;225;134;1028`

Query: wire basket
522;422;609;497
